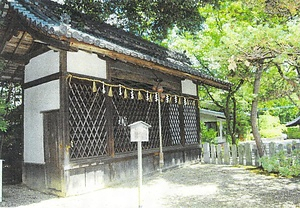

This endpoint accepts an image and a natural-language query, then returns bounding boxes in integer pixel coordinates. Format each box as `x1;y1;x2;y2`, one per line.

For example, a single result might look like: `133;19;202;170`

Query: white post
158;94;164;172
219;120;223;143
0;159;3;202
138;141;142;208
203;142;210;163
128;121;151;208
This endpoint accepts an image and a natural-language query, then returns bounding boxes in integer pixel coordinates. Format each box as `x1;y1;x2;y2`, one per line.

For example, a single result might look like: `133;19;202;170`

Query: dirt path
1;163;300;207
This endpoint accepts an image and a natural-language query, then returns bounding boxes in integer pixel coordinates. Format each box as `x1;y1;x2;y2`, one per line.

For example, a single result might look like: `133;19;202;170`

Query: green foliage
259;149;300;177
259;129;283;139
0;105;23;183
259;114;281;129
286;127;300;139
200;122;217;144
258;114;284;138
259;98;298;124
62;0;208;41
0;99;7;132
166;0;298;143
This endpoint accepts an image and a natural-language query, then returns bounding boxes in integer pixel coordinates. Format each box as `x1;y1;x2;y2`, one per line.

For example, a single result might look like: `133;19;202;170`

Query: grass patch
238;165;280;177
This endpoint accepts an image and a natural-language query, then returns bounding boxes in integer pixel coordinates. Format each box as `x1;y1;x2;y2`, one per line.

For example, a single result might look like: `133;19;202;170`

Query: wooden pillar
106;60;115;157
195;99;201;157
195;99;201;144
179;103;185;146
59;50;69;195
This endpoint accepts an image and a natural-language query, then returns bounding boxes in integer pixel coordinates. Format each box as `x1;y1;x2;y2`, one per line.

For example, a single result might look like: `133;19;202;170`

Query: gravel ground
1;163;300;208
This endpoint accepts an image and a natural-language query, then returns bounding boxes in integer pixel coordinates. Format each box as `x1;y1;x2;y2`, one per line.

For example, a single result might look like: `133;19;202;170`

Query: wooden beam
0;53;27;64
25;43;50;61
111;70;180;92
0;13;19;54
110;61;181;92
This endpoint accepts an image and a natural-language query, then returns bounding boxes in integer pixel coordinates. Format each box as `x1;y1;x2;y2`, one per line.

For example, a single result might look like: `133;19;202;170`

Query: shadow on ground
1;164;300;208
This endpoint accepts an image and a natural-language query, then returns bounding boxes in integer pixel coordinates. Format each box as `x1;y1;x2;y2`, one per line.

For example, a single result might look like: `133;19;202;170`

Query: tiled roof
5;0;231;88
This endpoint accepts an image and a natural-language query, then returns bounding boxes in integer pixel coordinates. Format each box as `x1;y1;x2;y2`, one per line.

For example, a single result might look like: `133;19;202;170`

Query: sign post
128;121;151;208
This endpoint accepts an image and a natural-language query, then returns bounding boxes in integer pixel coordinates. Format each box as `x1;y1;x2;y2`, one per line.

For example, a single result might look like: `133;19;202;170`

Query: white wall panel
25;50;59;83
24;80;60;164
67;50;107;79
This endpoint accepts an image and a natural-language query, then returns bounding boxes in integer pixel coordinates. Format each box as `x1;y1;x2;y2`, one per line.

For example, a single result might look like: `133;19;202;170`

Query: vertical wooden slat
179;104;185;146
59;50;68;195
106;60;115;157
21;64;25;183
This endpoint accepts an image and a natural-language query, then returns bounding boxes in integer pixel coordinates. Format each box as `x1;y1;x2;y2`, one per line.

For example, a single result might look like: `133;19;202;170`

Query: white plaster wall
181;79;197;96
24;50;60;164
67;50;107;79
25;50;60;83
24;80;60;164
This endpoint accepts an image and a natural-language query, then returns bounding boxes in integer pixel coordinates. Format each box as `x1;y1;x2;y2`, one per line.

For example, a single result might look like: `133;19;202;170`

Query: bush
286;127;300;139
259;149;300;177
260;128;283;138
259;114;284;138
200;122;217;144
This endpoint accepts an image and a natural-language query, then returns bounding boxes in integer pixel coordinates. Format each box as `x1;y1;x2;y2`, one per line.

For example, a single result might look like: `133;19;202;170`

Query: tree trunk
251;65;265;157
225;94;236;145
231;96;237;145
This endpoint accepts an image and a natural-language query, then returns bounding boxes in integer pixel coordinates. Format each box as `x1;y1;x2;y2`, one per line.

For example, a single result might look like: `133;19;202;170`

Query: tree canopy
62;0;219;41
164;0;299;150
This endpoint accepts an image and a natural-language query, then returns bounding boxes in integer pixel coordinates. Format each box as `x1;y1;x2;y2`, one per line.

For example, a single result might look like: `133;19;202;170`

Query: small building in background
200;109;226;144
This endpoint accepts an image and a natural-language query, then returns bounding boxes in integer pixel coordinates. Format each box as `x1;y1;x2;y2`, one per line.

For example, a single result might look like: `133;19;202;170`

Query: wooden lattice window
112;90;185;154
167;103;181;145
183;103;199;144
69;80;108;159
67;76;199;159
112;88;161;153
